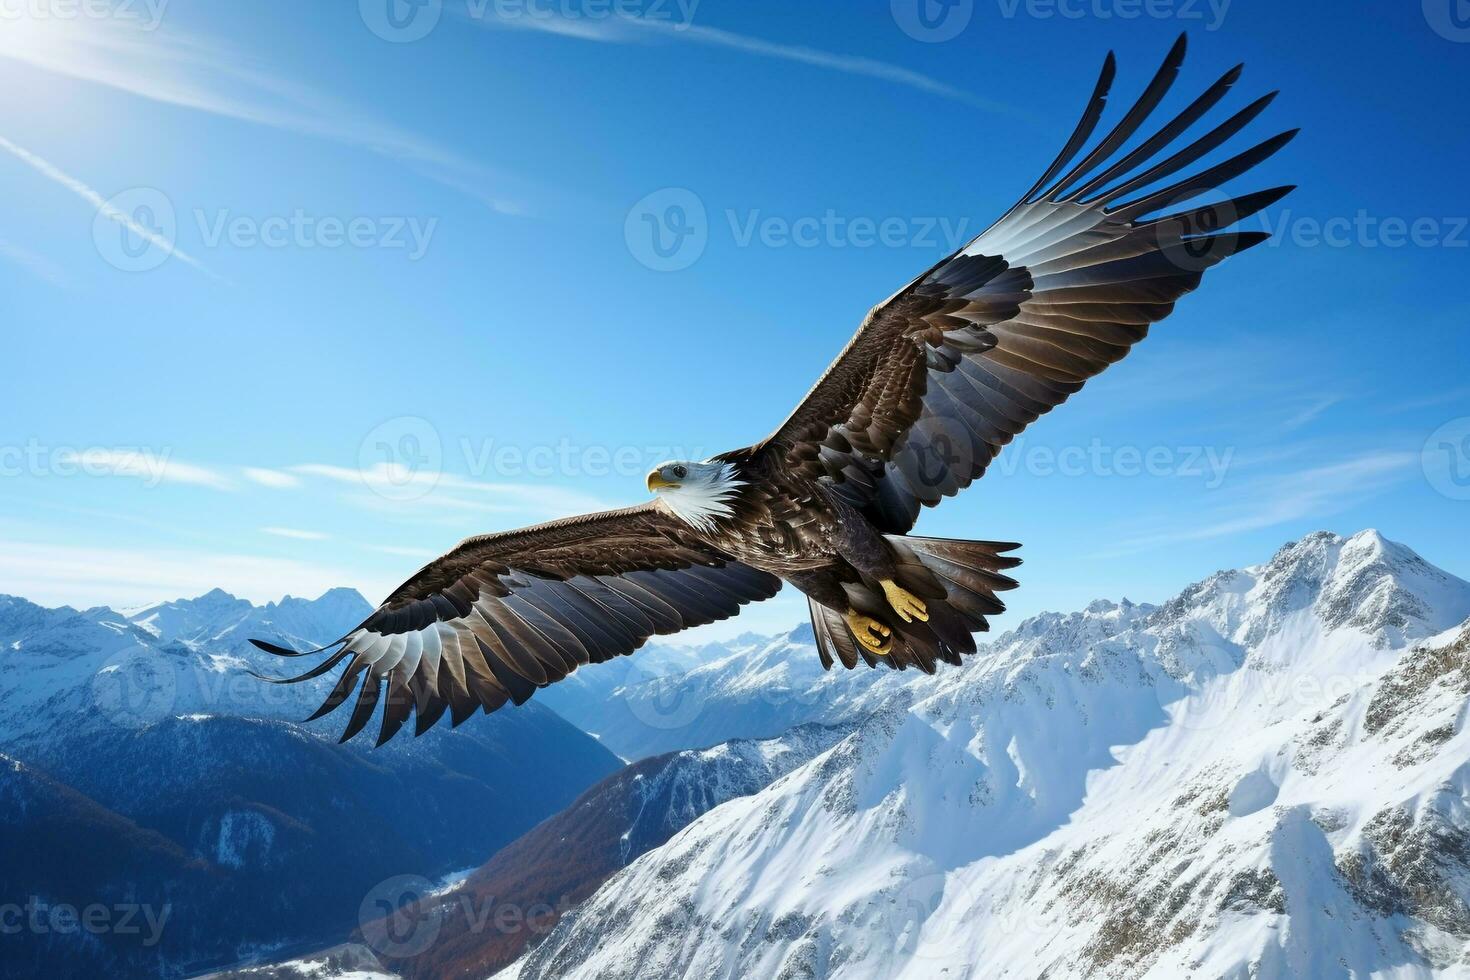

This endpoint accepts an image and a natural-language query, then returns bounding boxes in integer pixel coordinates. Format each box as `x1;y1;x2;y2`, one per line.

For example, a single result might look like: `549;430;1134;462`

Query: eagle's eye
672;465;688;479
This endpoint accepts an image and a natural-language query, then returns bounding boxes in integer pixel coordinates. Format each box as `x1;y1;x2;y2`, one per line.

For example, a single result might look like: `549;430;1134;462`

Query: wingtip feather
250;638;304;657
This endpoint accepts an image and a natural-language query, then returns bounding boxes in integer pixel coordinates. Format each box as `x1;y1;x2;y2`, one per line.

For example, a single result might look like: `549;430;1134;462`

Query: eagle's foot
845;610;892;655
880;579;929;623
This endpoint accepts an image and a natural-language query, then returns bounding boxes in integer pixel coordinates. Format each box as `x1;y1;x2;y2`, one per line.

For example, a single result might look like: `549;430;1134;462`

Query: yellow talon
880;579;929;623
844;610;892;655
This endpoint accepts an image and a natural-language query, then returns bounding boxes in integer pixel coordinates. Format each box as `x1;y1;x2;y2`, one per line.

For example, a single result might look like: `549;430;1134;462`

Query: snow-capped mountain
0;588;622;980
364;722;851;980
502;530;1470;979
0;586;372;749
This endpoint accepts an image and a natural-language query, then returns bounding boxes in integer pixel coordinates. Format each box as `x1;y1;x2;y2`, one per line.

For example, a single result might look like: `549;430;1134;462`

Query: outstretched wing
759;35;1295;532
252;504;780;745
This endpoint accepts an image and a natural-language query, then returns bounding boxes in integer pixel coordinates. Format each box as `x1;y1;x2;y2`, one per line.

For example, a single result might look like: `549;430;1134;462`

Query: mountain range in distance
4;528;1469;979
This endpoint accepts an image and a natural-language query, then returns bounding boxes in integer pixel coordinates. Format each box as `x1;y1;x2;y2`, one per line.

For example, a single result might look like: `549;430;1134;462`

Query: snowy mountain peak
119;587;372;649
995;597;1155;657
0;594;63;638
1248;529;1469;647
309;586;370;604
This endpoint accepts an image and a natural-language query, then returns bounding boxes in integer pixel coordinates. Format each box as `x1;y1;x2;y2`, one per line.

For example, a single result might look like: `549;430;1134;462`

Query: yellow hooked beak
647;471;678;492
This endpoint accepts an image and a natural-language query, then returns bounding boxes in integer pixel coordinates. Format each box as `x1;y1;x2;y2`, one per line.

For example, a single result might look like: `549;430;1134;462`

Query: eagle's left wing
757;35;1294;533
252;504;779;745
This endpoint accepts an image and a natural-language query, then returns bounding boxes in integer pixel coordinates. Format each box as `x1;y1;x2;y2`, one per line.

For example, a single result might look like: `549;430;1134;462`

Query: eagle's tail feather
809;597;864;670
815;536;1021;673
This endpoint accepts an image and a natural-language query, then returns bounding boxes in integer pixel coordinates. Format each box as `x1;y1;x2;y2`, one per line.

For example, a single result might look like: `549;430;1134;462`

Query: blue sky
2;0;1467;638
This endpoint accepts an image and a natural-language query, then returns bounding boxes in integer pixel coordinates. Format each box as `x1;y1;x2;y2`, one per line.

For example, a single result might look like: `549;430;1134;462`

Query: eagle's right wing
757;34;1295;533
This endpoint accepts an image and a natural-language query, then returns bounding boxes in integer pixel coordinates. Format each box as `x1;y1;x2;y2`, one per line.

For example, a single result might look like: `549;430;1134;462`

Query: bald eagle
254;35;1294;745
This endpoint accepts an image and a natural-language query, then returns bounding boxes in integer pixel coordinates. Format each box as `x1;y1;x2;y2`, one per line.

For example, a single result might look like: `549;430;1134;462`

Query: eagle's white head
647;460;744;533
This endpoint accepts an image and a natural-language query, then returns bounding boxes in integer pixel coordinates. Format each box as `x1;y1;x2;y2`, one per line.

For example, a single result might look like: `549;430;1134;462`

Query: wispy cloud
242;467;303;490
260;526;330;541
0;11;524;213
1385;385;1470;414
470;11;1003;111
1277;395;1341;433
293;462;614;520
1099;451;1420;556
0;236;66;285
51;449;236;491
22;447;616;517
0;135;217;278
